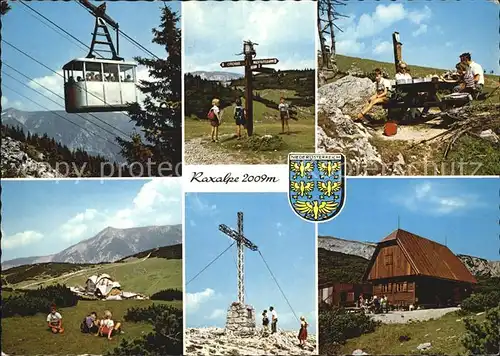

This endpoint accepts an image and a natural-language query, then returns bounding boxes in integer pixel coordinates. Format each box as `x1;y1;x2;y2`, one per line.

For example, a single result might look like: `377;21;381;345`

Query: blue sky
1;1;180;111
319;178;499;261
326;1;499;74
185;193;316;333
183;1;316;73
1;179;182;261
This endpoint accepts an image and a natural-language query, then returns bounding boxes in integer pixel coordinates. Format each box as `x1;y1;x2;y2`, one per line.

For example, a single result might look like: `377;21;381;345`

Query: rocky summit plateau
185;328;317;355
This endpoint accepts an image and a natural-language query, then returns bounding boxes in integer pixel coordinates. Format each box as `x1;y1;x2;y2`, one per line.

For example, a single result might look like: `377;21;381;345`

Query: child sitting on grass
98;310;122;340
47;304;64;334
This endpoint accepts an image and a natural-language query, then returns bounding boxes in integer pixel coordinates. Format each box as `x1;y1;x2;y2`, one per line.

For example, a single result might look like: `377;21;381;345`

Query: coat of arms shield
288;153;346;223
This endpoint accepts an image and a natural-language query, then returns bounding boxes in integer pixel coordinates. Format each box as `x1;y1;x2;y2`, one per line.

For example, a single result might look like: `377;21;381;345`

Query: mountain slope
319;235;500;277
2;225;182;269
189;71;242;81
1;108;137;163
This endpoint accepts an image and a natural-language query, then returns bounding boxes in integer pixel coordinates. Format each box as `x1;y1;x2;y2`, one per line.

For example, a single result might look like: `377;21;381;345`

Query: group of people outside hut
206;96;292;142
356;52;485;121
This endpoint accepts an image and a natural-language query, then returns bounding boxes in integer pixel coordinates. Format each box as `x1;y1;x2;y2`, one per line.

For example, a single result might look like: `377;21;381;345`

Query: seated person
463;52;484;94
453;63;475;94
395;62;412;81
98;310;122;340
47;304;64;334
81;311;99;334
357;68;391;121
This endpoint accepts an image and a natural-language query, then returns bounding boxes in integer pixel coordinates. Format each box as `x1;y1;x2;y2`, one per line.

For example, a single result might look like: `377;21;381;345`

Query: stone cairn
225;302;256;336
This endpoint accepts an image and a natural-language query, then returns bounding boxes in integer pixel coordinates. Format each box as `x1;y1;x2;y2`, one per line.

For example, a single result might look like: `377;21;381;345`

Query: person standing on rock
298;316;308;347
269;306;278;333
262;310;270;333
357;68;391;121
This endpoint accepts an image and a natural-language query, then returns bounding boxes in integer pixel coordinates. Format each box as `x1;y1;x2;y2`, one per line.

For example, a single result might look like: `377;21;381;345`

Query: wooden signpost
220;40;279;136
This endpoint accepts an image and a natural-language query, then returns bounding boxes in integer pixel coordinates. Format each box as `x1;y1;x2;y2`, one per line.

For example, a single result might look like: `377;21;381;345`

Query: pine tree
0;0;11;15
117;5;181;177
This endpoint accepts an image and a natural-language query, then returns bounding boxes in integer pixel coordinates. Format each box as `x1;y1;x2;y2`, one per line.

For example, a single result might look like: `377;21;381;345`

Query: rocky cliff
319;236;500;277
317;75;386;175
185;328;316;355
1;136;62;178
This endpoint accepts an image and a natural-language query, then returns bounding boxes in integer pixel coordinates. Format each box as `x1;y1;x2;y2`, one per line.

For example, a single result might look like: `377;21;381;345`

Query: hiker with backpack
207;98;221;143
234;98;246;139
278;97;290;135
80;311;99;334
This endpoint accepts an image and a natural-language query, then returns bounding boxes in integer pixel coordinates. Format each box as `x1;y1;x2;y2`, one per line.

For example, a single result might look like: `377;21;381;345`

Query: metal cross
219;212;258;305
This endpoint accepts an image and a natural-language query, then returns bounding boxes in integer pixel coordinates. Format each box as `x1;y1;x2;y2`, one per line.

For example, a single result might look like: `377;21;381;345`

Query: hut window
396;283;408;292
385;254;393;265
382;284;391;292
247;309;253;319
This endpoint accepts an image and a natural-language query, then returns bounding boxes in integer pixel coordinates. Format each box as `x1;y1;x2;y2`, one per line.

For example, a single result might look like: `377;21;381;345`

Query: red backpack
207;108;215;120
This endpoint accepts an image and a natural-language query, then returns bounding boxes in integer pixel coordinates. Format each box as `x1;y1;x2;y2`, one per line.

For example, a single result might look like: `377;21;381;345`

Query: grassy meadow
339;311;486;355
1;299;180;355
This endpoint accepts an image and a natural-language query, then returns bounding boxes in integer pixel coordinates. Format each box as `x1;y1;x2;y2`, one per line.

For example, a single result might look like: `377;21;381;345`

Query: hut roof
364;229;477;284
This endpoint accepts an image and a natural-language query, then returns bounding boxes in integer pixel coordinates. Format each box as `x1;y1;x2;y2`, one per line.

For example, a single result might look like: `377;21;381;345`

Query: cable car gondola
63;1;138;113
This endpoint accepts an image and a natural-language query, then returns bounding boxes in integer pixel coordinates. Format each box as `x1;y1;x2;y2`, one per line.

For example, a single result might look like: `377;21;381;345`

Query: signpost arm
245;53;254;136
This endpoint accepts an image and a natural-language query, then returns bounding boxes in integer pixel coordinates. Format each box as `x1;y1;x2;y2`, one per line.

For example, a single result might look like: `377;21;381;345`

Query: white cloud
276;222;284;237
332;4;433;56
408;6;432;24
373;41;392;55
205;308;225;320
412;24;428;37
58;179;181;241
2;231;44;249
184;1;315;71
394;181;481;215
187;288;215;312
445;42;454;47
1;95;23;110
188;193;217;215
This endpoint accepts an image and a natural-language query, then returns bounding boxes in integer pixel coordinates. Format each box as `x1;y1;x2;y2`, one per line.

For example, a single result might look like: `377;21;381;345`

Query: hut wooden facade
319;282;373;307
363;229;477;308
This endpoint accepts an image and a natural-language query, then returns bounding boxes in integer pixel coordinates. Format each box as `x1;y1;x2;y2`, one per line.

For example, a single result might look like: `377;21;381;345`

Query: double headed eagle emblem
290;160;343;221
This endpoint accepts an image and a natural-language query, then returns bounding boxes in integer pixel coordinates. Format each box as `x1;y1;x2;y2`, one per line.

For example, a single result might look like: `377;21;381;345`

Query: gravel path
184;137;238;165
372;307;459;324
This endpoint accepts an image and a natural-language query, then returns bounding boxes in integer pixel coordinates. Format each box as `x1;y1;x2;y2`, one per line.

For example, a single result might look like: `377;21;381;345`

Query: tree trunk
327;0;336;59
317;2;329;69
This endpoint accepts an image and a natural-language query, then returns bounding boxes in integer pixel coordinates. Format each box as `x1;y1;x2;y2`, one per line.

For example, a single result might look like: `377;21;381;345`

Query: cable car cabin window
84;62;103;82
119;64;137;104
64;69;84;84
120;65;136;83
103;63;119;82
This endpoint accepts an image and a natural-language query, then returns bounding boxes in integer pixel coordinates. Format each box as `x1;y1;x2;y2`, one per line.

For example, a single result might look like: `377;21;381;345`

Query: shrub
461;291;500;313
462;305;500;355
150;289;182;301
124;304;182;323
2;295;51;317
108;304;183;355
319;304;380;353
2;284;78;318
25;284;79;308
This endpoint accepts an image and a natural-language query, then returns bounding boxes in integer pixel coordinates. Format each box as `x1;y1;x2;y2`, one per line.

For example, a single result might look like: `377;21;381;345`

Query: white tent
95;274;121;296
85;275;98;293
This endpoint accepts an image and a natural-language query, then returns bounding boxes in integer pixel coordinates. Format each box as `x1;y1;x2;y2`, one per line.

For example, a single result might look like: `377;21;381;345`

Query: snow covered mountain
189;71;242;82
1;108;137;163
2;225;182;270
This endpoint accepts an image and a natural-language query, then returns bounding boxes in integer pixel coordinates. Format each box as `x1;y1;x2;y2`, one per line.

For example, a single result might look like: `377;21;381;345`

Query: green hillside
318;248;370;286
2;244;182;294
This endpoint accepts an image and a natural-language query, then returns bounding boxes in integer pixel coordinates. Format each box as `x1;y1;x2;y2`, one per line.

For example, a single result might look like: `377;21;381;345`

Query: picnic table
383;78;465;117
